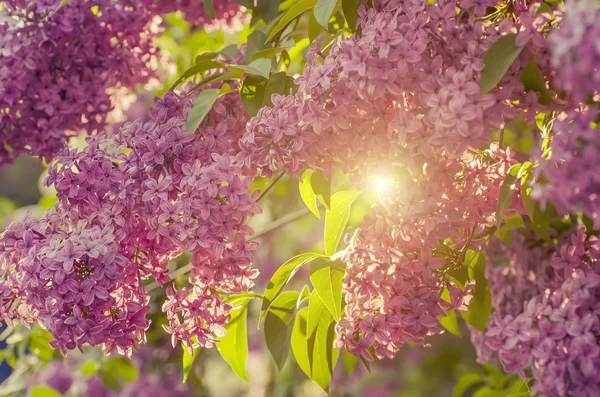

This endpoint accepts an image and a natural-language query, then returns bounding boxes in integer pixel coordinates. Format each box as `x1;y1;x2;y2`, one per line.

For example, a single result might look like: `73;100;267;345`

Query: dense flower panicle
535;107;600;228
472;229;600;397
243;0;558;180
548;0;600;102
334;144;519;361
151;0;248;31
0;0;161;166
0;75;260;355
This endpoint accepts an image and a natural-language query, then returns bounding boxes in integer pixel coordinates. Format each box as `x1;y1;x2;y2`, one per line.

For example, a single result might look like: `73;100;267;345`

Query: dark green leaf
342;0;360;32
217;301;250;381
220;44;238;59
195;52;219;63
311;171;331;210
260;253;324;325
495;164;521;228
186;72;239;96
266;0;319;42
324;190;362;256
182;346;199;383
308;14;323;43
520;58;552;105
204;0;216;18
461;251;492;332
265;72;296;106
453;373;485;397
309;258;345;321
186;88;220;132
240;75;268;117
100;370;122;391
299;169;321;218
314;0;337;29
264;291;300;370
245;30;268;64
255;0;281;24
169;60;223;91
480;34;524;94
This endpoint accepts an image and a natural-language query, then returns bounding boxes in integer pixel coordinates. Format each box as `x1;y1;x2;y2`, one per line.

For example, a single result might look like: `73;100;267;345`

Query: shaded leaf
170;60;223;91
480;34;524;94
342;0;361;32
453;373;485;397
310;171;331;210
264;291;300;370
240;75;268;117
461;251;492;332
204;0;216;18
520;58;552;105
251;47;287;62
495;163;521;228
186;88;220;133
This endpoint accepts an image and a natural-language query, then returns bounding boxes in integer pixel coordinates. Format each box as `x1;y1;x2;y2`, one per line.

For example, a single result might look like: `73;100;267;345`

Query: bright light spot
370;176;395;195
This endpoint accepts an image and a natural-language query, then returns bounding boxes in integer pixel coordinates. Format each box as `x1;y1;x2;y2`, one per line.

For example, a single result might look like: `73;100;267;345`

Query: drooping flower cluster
472;228;600;397
0;0;161;166
243;0;557;180
334;143;520;361
0;71;259;355
548;0;600;102
535;107;600;228
151;0;248;31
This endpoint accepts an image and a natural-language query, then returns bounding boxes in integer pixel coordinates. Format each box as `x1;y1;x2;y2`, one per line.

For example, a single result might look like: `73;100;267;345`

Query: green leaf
31;386;62;397
520;58;552;105
260;253;324;325
264;291;300;370
342;0;360;32
343;349;358;375
495;164;520;228
291;307;311;376
314;0;337;29
324;190;362;256
182;346;199;383
204;0;216;19
255;0;281;24
480;34;524;94
439;309;461;338
169;60;223;91
81;361;97;376
310;170;331;210
266;0;319;42
240;75;268;117
307;290;327;338
228;58;272;79
308;14;323;43
244;30;268;64
220;44;238;59
299;170;321;218
307;309;339;392
264;72;296;106
195;52;219;63
28;328;54;362
186;72;239;96
250;47;287;62
186;88;220;133
217;301;249;381
105;357;138;383
309;258;345;321
100;370;122;392
453;373;485;397
461;251;492;332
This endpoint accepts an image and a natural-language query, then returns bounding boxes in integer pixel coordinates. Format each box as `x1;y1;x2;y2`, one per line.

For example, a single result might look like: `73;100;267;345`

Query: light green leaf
461;251;492;332
438;310;461;338
182;346;199;383
195;51;219;63
228;58;272;79
28;328;54;362
31;386;61;397
453;373;485;397
307;291;327;337
220;44;238;59
307;307;339;392
520;58;552;105
310;171;331;210
186;88;220;133
309;258;345;321
169;60;223;91
266;0;319;42
324;190;362;256
480;34;524;94
250;47;287;62
105;357;138;383
343;349;358;375
260;253;324;325
291;307;311;376
314;0;337;29
264;291;300;371
299;170;321;218
342;0;361;32
204;0;216;18
186;72;239;96
217;301;249;381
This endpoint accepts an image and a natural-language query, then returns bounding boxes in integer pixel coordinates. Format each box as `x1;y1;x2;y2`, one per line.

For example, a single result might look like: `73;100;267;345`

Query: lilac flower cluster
151;0;248;31
472;229;600;397
243;0;555;180
0;78;259;355
0;0;160;166
334;144;520;361
548;0;600;102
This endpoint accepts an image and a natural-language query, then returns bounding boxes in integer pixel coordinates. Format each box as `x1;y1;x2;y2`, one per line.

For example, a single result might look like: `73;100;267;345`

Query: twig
256;172;284;202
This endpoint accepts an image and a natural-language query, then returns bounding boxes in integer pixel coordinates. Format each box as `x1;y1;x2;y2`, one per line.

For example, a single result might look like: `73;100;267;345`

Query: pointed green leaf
266;0;319;42
299;170;321;218
250;47;287;62
342;0;361;32
480;34;524;94
495;163;521;228
216;301;250;381
260;253;324;325
310;171;331;210
264;291;300;371
309;258;345;321
439;310;461;338
308;13;323;43
314;0;337;29
240;75;268;117
307;291;327;338
461;251;492;332
520;58;552;105
453;373;485;397
228;58;272;79
169;60;223;91
324;190;362;256
291;307;311;376
307;309;339;392
182;346;199;383
343;349;358;375
204;0;216;18
186;88;220;133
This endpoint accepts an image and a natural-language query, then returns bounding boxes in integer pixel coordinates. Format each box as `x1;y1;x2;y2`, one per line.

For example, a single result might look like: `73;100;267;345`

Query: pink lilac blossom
472;228;600;397
0;71;260;355
242;0;557;181
334;143;520;361
548;0;600;102
534;107;600;228
0;0;160;166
